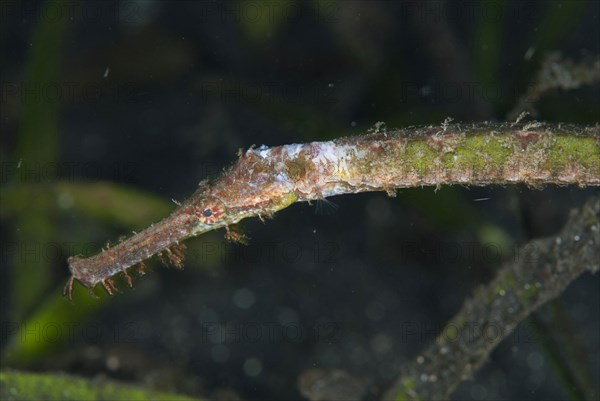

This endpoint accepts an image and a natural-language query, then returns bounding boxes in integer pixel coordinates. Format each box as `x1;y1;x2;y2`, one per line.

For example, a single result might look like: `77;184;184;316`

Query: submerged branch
66;121;600;297
382;196;600;401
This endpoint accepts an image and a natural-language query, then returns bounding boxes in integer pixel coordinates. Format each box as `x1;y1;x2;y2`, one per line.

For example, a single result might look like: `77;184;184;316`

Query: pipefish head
184;195;231;236
194;195;228;226
187;185;298;235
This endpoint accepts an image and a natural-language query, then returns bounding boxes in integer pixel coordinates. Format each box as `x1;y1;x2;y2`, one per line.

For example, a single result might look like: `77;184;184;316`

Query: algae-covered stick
65;121;600;299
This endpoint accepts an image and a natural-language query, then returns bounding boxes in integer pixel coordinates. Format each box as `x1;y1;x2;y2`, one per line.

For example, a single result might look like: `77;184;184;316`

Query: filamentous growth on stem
65;121;600;299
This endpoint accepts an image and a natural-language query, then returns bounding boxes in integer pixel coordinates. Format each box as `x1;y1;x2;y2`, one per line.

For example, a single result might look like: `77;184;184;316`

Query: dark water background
1;1;598;400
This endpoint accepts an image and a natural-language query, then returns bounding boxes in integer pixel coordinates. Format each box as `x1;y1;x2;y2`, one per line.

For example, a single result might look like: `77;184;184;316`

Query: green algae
0;371;202;401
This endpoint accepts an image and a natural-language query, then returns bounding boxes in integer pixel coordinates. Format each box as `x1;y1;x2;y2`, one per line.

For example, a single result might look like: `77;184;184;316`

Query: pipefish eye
196;196;227;224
